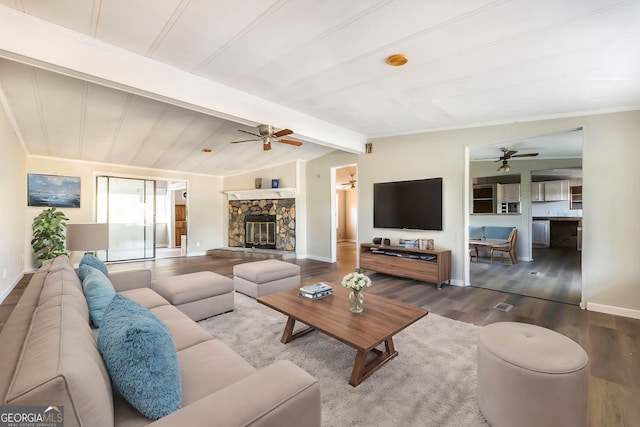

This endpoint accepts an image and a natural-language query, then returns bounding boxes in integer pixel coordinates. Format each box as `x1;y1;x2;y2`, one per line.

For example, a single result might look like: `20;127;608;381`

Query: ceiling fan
496;147;539;172
230;124;302;151
341;173;357;190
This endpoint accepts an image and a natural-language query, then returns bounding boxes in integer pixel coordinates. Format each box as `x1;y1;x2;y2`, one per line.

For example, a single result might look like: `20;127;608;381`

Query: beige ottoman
152;271;234;321
477;322;589;427
233;259;301;298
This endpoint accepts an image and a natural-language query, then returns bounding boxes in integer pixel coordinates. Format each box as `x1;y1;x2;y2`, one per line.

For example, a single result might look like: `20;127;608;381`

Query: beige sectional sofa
0;255;321;427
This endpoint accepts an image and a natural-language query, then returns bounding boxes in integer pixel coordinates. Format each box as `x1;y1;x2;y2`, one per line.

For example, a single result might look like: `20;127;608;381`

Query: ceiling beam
0;6;366;153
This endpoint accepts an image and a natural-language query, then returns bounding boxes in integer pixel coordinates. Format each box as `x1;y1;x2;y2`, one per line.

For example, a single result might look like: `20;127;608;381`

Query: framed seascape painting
28;173;81;208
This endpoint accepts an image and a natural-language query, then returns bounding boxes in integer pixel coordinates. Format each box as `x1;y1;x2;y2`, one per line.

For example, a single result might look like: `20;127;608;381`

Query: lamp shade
66;223;109;252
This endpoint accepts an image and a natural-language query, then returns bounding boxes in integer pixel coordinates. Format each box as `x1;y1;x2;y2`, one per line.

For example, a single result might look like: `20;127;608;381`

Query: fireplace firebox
244;215;276;249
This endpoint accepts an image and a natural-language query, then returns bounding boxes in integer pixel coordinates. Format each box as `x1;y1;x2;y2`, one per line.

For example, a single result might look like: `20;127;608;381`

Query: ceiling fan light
497;162;511;173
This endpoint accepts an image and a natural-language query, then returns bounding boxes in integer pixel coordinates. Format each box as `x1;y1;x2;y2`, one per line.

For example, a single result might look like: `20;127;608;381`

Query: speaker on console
373;237;390;246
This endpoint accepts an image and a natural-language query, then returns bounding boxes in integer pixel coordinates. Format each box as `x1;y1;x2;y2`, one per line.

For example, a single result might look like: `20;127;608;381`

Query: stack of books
299;283;333;299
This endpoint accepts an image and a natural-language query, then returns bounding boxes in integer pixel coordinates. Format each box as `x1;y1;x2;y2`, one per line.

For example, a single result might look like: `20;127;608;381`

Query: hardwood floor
470;246;582;305
1;248;638;426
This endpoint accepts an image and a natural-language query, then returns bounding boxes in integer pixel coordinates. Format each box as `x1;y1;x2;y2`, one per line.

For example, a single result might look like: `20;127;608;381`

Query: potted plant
31;207;69;262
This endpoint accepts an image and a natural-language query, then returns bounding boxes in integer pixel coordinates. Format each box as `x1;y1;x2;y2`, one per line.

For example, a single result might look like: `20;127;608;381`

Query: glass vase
349;289;364;313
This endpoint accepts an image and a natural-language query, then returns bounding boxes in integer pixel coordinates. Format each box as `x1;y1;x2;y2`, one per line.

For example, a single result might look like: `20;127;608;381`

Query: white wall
305;151;359;261
224;161;298;190
357;111;640;318
23;157;225;268
0;101;26;301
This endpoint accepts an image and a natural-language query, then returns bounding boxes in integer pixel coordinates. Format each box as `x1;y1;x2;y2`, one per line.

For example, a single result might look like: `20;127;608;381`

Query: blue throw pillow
98;295;182;420
79;253;109;277
78;263;102;281
82;268;115;327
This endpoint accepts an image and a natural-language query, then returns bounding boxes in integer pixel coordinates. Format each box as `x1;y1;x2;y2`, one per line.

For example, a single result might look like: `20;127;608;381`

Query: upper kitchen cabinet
544;180;570;201
497;183;521;201
472;184;497;213
531;180;570;202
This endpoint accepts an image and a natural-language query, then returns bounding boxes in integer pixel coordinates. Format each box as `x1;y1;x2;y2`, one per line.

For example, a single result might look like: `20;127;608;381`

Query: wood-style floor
1;243;638;426
470;246;582;305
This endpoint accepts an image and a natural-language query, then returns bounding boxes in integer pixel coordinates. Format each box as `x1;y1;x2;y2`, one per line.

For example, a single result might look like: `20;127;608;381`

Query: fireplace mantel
224;187;296;201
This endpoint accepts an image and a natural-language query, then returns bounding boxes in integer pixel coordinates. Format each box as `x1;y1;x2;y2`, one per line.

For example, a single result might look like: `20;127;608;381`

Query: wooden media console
359;243;451;289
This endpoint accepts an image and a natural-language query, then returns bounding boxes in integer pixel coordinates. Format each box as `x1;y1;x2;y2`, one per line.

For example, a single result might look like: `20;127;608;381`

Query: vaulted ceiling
1;1;638;176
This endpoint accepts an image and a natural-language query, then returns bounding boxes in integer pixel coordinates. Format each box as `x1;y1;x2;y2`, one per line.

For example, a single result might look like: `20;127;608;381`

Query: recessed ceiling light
386;54;408;67
202;148;212;153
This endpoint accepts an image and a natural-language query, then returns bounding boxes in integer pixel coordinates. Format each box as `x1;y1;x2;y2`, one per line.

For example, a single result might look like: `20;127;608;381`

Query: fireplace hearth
244;215;276;249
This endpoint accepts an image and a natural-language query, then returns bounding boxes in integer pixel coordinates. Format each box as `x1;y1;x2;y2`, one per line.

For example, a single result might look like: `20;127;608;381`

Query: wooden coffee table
257;284;428;386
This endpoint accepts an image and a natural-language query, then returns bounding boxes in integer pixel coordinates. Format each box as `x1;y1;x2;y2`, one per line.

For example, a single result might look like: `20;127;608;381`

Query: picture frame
28;173;80;208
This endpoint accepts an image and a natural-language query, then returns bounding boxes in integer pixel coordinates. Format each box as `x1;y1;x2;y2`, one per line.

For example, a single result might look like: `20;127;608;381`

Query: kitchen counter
533;216;582;222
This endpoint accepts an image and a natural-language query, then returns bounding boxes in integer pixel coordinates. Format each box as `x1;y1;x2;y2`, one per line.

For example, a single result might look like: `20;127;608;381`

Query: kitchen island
533;217;582;250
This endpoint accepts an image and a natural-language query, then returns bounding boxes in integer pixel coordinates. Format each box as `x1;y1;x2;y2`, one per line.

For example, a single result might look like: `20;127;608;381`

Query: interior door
97;176;156;261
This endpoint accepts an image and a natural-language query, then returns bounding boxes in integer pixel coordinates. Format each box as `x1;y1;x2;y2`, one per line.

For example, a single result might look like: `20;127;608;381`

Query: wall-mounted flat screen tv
373;177;443;231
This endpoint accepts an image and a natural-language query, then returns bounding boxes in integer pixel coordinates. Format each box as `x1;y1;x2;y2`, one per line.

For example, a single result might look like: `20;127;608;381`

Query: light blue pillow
98;295;182;420
78;263;103;281
82;268;116;327
79;253;109;277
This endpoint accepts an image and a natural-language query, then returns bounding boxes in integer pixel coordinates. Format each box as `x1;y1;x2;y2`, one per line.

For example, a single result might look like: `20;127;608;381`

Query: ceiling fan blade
278;139;303;146
263;142;272;151
512;153;539;158
230;139;258;143
273;128;293;138
238;129;261;137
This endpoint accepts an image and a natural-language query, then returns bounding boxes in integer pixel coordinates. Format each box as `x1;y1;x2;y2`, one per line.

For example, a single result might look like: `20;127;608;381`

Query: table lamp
65;223;109;256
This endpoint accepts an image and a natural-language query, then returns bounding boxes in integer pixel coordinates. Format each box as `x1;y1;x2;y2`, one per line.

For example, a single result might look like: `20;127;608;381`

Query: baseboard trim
448;279;465;287
0;272;24;304
587;302;640;320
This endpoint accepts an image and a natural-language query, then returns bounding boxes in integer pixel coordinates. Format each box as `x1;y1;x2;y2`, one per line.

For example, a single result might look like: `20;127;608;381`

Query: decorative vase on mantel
349;289;365;313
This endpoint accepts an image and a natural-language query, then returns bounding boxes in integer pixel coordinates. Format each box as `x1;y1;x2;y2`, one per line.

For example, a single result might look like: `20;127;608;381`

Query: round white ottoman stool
477;322;589;427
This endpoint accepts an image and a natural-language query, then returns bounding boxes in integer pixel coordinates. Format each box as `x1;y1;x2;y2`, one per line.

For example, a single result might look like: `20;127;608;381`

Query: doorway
333;165;358;266
155;181;188;259
468;130;583;305
97;176;156;261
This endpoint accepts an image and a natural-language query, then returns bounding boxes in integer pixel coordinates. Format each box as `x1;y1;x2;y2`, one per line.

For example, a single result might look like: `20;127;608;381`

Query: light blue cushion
469;226;485;240
485;226;514;240
79;253;109;277
78;263;101;281
98;295;182;420
82;267;115;327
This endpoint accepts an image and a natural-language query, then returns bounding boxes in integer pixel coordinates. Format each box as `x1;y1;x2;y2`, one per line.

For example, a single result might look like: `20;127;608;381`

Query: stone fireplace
228;199;295;251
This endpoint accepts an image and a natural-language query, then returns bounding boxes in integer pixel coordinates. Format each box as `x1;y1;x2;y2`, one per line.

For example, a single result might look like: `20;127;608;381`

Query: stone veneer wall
228;199;295;251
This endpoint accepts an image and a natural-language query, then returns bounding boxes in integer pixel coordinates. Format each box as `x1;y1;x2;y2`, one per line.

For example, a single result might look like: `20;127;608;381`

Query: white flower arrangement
341;272;371;292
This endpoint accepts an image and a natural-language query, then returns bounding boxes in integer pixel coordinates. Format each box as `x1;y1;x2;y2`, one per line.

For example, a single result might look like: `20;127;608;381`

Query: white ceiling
1;1;638;176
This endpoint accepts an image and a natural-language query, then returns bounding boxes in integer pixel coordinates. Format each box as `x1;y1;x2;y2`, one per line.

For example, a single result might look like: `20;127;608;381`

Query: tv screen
373;177;443;231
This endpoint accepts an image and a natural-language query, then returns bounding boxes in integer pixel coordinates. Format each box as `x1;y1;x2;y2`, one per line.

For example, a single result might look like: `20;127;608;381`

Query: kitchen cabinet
531;182;544;202
544;180;569;201
497;183;520;201
531;180;570;202
472;184;496;213
570;186;582;209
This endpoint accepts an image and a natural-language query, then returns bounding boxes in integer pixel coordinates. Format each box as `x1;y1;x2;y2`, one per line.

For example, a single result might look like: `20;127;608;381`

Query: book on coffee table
299;283;333;299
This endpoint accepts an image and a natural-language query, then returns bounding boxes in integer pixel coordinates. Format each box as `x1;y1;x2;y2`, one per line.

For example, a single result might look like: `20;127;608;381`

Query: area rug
199;293;489;427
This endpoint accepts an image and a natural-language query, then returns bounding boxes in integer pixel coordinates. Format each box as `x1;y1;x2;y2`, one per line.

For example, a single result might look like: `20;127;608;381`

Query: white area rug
199;292;489;427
